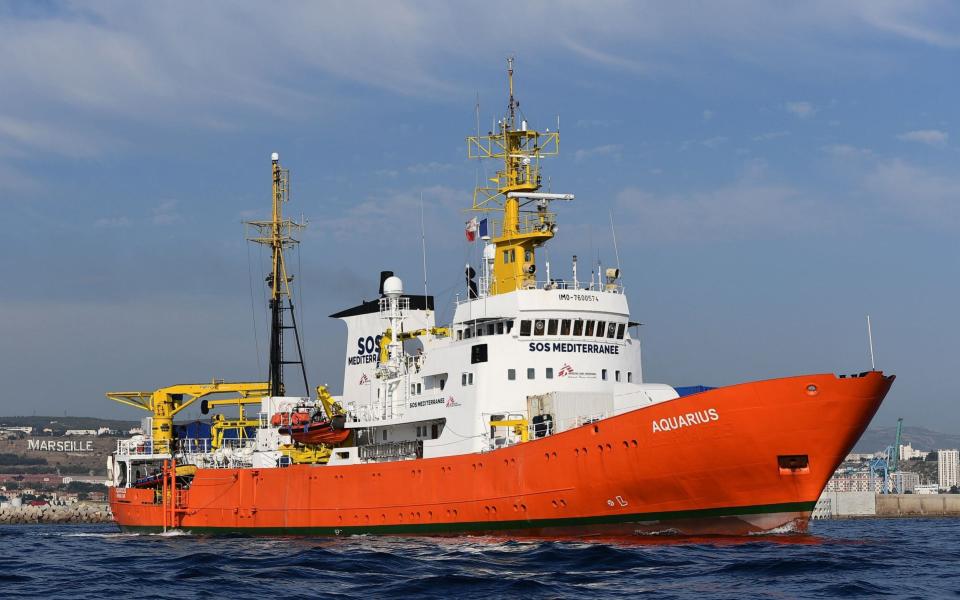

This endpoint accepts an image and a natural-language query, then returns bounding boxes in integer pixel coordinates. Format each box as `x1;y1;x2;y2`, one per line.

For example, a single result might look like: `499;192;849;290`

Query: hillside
853;425;960;454
0;416;138;432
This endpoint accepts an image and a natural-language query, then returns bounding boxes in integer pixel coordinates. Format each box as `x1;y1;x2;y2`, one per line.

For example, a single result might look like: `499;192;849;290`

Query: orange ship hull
110;371;893;536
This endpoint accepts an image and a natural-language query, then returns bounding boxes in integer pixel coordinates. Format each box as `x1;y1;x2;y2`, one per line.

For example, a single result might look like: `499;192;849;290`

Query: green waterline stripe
120;500;816;536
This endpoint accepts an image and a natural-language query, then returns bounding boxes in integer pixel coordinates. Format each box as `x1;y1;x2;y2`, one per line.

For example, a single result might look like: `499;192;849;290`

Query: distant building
825;470;885;493
890;471;920;493
127;427;144;435
65;429;98;436
915;484;940;495
844;452;875;462
899;443;926;461
938;449;959;491
1;426;33;434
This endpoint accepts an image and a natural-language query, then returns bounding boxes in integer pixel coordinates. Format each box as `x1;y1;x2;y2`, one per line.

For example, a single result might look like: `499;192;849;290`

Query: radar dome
383;276;403;297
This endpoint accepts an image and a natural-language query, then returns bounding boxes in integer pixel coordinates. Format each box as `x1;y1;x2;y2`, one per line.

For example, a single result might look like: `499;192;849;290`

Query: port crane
869;417;904;493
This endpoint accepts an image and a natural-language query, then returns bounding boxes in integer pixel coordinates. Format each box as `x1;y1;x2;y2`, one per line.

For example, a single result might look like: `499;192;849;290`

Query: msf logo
558;364;574;377
359;373;369;385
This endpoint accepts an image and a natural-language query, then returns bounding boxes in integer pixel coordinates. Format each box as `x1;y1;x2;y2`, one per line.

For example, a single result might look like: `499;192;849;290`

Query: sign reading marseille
28;439;95;452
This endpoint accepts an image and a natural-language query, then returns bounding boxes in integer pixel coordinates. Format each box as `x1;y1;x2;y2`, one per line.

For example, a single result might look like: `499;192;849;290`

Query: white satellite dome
382;275;404;297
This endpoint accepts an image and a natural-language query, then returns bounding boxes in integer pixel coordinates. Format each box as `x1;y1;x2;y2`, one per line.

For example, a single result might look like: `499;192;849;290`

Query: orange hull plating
110;372;893;536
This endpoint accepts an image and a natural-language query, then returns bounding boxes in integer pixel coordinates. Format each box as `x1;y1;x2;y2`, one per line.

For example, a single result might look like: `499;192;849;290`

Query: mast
246;152;308;397
466;58;565;295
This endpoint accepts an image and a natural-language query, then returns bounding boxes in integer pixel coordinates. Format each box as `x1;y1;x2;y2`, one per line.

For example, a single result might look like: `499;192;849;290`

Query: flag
478;218;489;239
465;217;479;242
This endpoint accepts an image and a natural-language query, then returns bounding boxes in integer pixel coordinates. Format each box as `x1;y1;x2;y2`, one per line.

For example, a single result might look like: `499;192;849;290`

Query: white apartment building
899;443;926;461
937;449;959;491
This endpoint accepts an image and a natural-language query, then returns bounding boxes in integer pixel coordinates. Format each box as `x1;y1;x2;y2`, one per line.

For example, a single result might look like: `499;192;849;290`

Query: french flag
465;217;479;241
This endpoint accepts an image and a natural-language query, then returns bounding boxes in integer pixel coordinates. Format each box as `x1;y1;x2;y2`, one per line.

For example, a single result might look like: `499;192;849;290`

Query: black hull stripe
118;500;815;536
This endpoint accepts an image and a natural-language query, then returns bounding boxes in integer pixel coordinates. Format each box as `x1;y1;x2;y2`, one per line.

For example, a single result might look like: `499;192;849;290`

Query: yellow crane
106;381;269;453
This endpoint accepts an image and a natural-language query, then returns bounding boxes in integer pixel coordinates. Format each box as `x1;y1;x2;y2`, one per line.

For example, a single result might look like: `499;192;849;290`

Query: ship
106;60;894;536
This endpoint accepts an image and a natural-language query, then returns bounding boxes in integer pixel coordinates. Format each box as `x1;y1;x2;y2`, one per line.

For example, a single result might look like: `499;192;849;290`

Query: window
486;323;495;336
440;378;446;391
471;344;488;364
475;326;484;338
534;319;546;335
417;383;422;394
502;249;516;263
519;320;531;336
615;370;621;382
584;320;595;336
496;322;504;335
462;373;467;386
602;369;608;381
573;320;584;336
595;321;606;338
560;319;571;335
616;323;626;339
524;249;533;263
382;429;388;441
607;322;617;338
507;369;516;381
627;372;633;383
547;319;559;335
457;330;463;341
464;329;472;339
546;367;554;379
527;368;535;380
468;373;474;385
411;384;416;395
505;320;514;333
431;423;439;439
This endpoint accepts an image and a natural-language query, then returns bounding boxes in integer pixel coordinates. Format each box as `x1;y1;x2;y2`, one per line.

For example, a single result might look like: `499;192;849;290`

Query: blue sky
1;1;958;431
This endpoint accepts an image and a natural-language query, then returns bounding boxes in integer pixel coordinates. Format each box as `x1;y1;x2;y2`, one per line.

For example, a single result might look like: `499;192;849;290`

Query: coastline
0;502;112;524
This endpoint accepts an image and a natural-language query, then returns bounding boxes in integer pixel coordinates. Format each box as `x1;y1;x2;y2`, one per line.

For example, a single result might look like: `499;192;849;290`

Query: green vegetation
0;453;48;466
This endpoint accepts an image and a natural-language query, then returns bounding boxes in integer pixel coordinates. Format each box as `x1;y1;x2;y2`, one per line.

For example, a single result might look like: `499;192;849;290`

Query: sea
2;519;958;599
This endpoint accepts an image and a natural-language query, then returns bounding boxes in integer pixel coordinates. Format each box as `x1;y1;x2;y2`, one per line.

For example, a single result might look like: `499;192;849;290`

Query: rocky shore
0;502;113;524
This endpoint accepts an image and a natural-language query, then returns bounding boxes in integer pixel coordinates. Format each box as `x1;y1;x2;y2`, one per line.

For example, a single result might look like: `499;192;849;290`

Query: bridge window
519;320;531;336
616;323;626;339
527;368;535;380
584;320;595;336
507;369;516;381
573;319;584;336
560;319;571;335
615;371;621;382
457;330;463;341
471;344;488;364
627;372;633;383
534;319;546;335
595;321;606;338
547;319;559;335
602;369;608;381
462;373;467;386
505;320;514;333
486;323;495;336
607;322;617;338
496;322;504;335
546;367;554;379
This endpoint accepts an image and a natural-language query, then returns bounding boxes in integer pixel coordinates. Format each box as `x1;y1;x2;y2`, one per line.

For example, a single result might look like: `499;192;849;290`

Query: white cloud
863;158;960;226
822;144;873;158
785;101;817;118
701;136;727;149
752;131;790;142
702;110;715;121
896;129;948;146
613;160;831;241
152;200;181;226
574;144;623;162
94;216;132;228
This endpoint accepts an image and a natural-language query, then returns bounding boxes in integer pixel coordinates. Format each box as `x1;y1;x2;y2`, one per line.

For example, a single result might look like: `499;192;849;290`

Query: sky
0;1;958;431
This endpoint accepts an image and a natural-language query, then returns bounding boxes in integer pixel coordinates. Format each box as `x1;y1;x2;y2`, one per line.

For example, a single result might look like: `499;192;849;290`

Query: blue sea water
2;519;958;599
